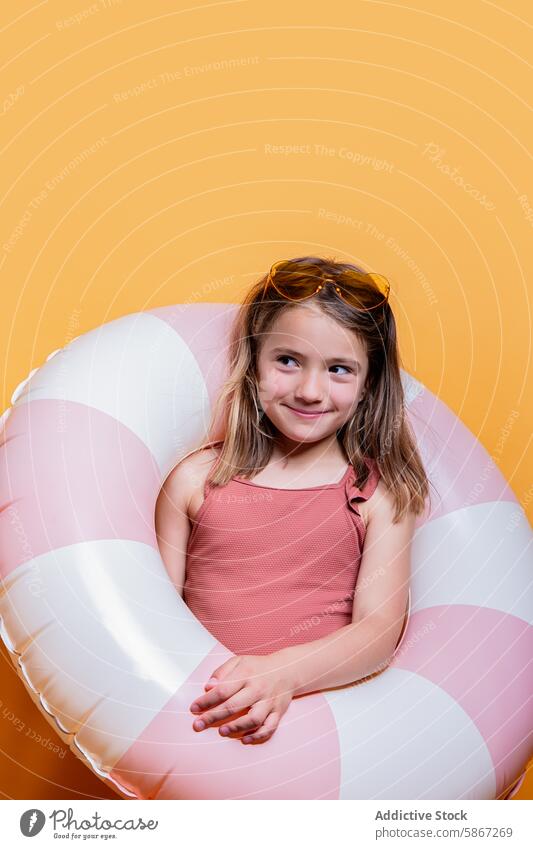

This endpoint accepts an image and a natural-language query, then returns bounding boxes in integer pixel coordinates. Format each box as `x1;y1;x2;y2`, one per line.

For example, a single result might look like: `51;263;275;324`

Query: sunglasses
263;259;390;311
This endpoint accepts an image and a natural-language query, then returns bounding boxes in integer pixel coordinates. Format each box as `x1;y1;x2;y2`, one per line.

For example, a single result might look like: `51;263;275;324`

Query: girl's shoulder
179;443;222;523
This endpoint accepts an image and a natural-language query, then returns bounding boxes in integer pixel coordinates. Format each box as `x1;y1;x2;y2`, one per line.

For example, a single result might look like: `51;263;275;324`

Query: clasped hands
189;652;295;744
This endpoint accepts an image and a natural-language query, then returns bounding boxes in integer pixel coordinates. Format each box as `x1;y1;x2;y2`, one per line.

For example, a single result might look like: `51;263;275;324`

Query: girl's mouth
285;405;331;419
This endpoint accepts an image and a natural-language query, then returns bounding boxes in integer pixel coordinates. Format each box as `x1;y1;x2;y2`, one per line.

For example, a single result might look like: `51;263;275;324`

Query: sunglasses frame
263;259;390;311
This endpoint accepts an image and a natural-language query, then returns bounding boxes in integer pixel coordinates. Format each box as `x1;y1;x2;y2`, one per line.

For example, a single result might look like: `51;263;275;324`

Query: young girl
156;255;429;746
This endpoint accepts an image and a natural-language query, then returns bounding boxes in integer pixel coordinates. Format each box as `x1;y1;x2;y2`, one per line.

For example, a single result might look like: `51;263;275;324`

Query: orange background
0;0;531;799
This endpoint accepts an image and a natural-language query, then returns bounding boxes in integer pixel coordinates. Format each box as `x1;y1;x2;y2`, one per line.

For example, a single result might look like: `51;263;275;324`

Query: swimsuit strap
345;458;380;515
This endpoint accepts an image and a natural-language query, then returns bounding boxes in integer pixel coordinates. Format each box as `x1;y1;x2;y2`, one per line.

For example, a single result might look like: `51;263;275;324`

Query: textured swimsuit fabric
183;459;380;656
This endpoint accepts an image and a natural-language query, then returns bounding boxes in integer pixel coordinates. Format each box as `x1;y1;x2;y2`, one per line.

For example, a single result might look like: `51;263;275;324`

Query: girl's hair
192;254;431;524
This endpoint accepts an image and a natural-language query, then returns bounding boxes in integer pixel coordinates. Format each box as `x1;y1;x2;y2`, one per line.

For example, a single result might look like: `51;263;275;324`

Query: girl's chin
272;420;334;443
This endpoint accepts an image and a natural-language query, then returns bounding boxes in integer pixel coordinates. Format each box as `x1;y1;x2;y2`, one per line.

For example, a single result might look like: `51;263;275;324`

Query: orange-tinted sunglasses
263;259;390;311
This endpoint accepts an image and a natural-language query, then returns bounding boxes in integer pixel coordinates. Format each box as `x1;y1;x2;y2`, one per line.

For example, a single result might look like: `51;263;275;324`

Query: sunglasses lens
336;272;390;308
268;262;323;301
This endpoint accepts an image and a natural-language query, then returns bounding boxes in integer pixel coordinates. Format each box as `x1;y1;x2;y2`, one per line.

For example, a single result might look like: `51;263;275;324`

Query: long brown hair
192;255;431;523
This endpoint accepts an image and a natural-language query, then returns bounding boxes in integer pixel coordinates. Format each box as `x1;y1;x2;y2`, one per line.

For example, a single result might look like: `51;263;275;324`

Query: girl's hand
189;653;295;744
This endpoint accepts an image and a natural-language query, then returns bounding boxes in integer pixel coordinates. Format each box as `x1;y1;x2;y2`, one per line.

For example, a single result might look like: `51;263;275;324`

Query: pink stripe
393;607;533;797
149;305;238;417
407;388;517;531
0;400;160;577
110;644;341;799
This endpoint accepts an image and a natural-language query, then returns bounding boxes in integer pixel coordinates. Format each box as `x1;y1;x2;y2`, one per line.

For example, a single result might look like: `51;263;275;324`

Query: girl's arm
155;459;195;598
275;486;415;697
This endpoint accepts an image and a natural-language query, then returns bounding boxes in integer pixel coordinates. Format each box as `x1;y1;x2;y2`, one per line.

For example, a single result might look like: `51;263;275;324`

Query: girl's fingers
218;702;271;737
192;686;257;730
190;679;240;713
204;656;240;689
241;711;280;743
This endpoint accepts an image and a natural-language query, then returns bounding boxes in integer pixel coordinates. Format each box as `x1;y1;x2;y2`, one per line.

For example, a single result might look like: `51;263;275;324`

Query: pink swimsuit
183;458;380;656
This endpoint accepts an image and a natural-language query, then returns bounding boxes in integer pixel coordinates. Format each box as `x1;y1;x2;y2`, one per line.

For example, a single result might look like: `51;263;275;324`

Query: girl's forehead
262;306;367;361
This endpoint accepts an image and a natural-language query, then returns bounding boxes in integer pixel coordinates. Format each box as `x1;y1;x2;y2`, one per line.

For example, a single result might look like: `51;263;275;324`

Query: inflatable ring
1;304;531;800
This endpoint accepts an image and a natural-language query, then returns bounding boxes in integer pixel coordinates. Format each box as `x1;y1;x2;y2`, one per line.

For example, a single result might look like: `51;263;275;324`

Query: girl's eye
276;356;351;375
276;355;298;367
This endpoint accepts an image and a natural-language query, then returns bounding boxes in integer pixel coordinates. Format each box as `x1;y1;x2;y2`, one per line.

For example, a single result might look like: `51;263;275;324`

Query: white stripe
328;668;495;799
411;502;533;622
12;312;209;476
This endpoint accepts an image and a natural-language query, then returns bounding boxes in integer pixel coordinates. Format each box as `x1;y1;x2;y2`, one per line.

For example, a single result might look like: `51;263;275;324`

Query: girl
156;255;429;746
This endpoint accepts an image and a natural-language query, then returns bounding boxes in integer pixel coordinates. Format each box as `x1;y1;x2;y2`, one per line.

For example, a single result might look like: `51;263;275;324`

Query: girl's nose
295;372;326;403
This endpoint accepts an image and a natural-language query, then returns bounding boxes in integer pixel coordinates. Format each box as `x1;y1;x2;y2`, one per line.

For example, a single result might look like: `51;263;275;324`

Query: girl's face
256;305;369;447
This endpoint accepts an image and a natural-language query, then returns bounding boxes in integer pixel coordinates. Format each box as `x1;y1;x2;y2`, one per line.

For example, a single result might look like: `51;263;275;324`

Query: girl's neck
270;434;347;474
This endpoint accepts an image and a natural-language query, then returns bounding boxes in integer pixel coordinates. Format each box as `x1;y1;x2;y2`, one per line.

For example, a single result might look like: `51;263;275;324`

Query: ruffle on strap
345;457;380;517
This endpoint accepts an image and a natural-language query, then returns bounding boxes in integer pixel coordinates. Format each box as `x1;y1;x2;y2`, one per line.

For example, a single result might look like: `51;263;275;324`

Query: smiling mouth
285;405;332;418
